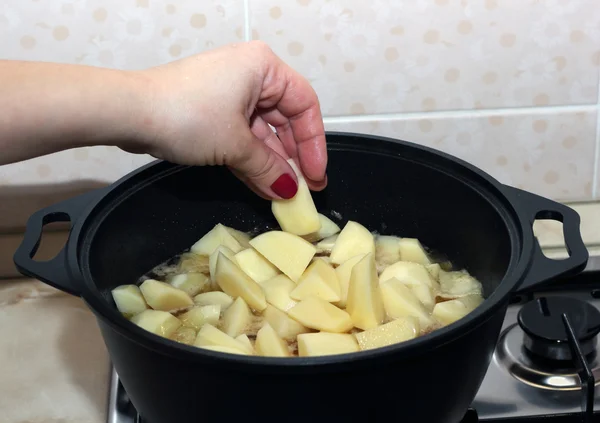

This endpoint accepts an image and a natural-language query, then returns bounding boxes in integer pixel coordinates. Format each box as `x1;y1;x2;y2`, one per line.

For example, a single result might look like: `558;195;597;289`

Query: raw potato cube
271;159;321;236
131;310;182;338
330;221;375;265
311;256;332;266
235;334;255;353
433;295;484;326
425;263;442;281
170;273;209;297
170;327;197;345
398;238;431;265
261;275;298;312
255;323;291;357
209;245;237;284
303;214;341;243
201;345;251;355
178;252;210;274
375;235;402;267
111;285;148;318
221;297;252;338
191;223;246;255
194;291;234;309
438;270;483;299
249;231;316;282
179;305;221;330
290;259;341;303
234;248;280;283
215;253;267;312
226;227;252;249
355;316;420;351
194;323;250;353
346;254;385;330
380;278;434;328
334;254;366;308
263;305;311;340
408;283;436;312
316;235;338;254
379;261;435;288
288;297;353;333
139;279;194;312
297;333;359;357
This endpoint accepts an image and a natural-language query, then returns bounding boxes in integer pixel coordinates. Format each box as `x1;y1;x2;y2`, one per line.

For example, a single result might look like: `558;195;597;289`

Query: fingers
249;114;289;160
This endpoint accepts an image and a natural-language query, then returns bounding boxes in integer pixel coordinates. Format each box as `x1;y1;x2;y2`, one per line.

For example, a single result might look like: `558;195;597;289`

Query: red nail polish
271;174;298;199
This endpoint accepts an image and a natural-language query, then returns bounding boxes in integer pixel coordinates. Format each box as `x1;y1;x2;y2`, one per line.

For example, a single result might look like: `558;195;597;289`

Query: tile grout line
322;104;599;124
243;0;251;42
593;75;600;198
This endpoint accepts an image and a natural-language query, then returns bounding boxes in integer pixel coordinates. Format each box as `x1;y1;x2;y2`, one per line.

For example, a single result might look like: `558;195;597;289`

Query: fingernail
270;173;298;199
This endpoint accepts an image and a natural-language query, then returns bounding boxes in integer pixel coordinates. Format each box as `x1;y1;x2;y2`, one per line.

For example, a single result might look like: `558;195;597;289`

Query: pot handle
13;189;103;297
503;186;589;292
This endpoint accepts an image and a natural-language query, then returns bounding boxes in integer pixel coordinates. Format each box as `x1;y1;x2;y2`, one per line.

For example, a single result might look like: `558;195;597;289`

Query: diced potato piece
179;305;221;330
193;291;234;309
226;227;251;249
375;235;402;267
303;214;341;243
398;238;431;265
191;223;245;255
209;245;237;284
355;316;419;351
170;273;209;297
255;323;291;357
111;284;148;318
316;235;338;254
131;309;182;338
330;221;375;265
249;231;316;282
194;323;250;353
288;298;353;333
139;279;194;312
234;248;280;283
235;334;255;353
425;263;441;281
438;269;483;299
263;305;311;340
200;345;250;355
261;275;298;312
311;256;332;266
290;259;341;303
215;253;267;311
297;333;359;357
221;297;252;338
433;295;484;326
379;261;435;288
334;254;366;308
271;159;321;236
178;252;210;274
170;326;197;345
408;283;436;312
346;253;385;330
380;278;434;328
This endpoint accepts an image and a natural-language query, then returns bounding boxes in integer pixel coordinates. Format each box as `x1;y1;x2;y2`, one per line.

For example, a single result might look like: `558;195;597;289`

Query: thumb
228;130;299;200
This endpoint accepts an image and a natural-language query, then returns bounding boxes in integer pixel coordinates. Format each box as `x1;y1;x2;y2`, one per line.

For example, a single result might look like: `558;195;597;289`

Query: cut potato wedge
432;295;484;326
303;213;341;243
330;221;375;265
316;234;338;254
438;269;483;298
297;332;359;357
288;297;353;333
170;273;209;297
379;261;435;288
234;248;280;283
209;245;237;284
263;305;311;340
170;326;197;345
334;254;366;308
193;291;234;309
179;305;221;330
398;238;431;265
221;297;252;338
131;309;182;338
375;235;402;267
139;279;194;312
191;223;245;256
111;284;148;318
200;345;250;355
408;283;436;312
380;278;434;328
255;323;291;357
290;259;341;303
194;323;250;353
235;334;254;353
271;159;321;236
425;263;441;281
178;252;210;274
346;253;385;330
261;274;298;312
249;231;316;282
355;316;419;351
215;253;267;312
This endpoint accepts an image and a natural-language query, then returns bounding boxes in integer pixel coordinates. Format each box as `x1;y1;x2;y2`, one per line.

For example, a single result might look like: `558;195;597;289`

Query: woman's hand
137;41;328;199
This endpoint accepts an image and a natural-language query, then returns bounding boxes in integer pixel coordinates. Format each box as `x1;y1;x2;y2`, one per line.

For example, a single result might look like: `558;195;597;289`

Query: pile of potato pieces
111;159;484;358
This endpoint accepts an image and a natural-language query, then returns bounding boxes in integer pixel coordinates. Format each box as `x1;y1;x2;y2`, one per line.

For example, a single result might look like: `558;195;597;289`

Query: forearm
0;60;152;165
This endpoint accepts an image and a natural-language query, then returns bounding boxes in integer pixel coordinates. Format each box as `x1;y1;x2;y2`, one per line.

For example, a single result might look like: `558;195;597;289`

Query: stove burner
517;297;600;361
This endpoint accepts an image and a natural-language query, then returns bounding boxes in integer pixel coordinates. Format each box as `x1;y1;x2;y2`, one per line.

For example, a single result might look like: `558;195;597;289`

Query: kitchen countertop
1;201;599;423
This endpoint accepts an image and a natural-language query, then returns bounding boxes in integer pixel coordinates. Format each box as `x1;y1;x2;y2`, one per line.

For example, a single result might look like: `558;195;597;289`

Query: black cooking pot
14;132;587;423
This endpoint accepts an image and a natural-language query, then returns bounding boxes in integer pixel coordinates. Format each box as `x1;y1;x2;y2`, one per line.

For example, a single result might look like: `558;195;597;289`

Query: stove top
107;258;600;423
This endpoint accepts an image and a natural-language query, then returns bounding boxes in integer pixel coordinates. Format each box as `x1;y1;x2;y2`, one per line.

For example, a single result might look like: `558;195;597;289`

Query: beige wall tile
324;110;597;201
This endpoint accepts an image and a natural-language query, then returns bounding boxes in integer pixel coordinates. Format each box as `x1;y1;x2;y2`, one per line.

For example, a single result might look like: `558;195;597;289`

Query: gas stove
106;257;600;423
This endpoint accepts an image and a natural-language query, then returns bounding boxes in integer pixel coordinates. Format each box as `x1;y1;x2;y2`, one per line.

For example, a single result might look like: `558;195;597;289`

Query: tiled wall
0;0;599;205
